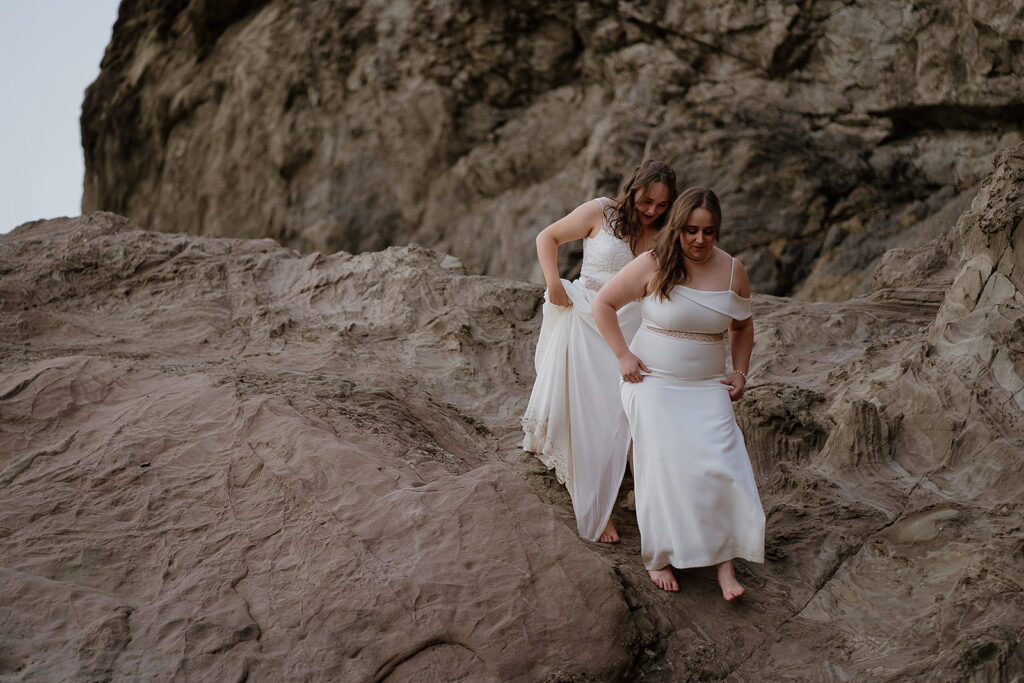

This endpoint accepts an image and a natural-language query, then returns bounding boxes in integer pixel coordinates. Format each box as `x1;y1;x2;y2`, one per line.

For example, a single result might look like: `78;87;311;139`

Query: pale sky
0;1;122;233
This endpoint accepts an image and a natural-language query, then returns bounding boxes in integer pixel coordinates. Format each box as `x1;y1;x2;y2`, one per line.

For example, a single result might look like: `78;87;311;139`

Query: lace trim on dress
644;324;724;343
522;406;569;484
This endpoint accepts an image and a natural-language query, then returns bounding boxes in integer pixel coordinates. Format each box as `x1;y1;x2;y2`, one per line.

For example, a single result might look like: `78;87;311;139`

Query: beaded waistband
643;324;725;343
582;276;604;292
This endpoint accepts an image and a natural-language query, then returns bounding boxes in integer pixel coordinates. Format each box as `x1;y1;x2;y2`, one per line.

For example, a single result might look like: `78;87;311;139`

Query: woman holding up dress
592;187;764;599
522;160;677;543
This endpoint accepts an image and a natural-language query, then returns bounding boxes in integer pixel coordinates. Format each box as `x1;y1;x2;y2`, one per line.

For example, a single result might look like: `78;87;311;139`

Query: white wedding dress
522;198;640;541
620;263;765;570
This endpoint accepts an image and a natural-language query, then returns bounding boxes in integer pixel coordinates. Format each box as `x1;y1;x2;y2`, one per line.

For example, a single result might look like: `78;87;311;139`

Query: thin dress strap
728;257;736;292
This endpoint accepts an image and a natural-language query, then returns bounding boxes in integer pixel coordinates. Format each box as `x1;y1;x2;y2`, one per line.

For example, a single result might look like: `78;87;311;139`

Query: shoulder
597;195;620;216
621;250;657;270
578;198;616;237
594;196;617;219
541;199;608;242
630;250;660;278
635;251;660;296
577;197;610;224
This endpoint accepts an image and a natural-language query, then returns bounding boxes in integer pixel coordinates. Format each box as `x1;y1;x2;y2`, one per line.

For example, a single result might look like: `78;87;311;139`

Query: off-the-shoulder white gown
621;267;765;570
522;198;639;541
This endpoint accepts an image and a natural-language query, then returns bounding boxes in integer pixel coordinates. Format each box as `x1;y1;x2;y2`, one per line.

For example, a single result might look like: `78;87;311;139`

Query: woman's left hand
720;372;746;401
618;351;650;383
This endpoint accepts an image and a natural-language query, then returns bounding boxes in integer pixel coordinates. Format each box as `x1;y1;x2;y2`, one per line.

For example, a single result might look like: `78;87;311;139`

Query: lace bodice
579;199;634;286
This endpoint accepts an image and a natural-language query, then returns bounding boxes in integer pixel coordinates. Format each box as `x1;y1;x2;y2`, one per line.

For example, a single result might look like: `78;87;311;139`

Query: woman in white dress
592;187;764;599
522;160;678;543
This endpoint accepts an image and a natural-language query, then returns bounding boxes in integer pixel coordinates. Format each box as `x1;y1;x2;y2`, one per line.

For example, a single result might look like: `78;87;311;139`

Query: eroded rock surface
732;144;1024;679
0;215;631;681
3;146;1023;679
80;0;1024;298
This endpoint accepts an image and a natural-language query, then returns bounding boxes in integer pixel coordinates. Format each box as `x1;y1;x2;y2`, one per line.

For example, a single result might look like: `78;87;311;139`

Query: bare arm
536;199;605;307
721;259;753;401
593;253;657;382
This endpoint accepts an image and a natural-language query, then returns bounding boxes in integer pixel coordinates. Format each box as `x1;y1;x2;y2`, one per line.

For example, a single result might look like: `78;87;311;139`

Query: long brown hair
606;160;678;255
651;187;722;300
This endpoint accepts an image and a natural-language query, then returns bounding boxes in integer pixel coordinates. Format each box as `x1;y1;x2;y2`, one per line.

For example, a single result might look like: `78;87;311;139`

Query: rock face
3;144;1023;680
730;143;1024;679
80;0;1024;298
0;213;633;681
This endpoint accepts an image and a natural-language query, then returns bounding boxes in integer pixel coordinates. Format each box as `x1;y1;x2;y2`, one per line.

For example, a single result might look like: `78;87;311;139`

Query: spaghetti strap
728;257;736;292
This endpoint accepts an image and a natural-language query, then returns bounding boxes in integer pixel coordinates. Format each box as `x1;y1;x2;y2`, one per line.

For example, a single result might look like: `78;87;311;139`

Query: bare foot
717;560;745;601
598;520;620;544
648;566;679;592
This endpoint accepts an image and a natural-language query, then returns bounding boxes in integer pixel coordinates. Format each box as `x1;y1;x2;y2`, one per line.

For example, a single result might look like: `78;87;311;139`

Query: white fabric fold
522;277;640;541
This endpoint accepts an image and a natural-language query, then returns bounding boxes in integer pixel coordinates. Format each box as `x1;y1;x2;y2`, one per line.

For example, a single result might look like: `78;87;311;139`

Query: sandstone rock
3;144;1024;679
0;214;632;680
80;0;1024;298
731;143;1024;678
934;143;1024;410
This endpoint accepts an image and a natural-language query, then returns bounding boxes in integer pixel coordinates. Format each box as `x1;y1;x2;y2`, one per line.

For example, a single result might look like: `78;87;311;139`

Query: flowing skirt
621;327;765;570
522;277;640;541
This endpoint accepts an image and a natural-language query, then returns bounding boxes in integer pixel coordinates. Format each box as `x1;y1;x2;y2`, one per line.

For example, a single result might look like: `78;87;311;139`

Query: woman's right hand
546;281;571;308
618;351;650;383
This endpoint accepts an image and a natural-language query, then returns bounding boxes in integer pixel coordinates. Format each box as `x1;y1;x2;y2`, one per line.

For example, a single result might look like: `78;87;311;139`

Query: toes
648;569;678;591
723;585;745;601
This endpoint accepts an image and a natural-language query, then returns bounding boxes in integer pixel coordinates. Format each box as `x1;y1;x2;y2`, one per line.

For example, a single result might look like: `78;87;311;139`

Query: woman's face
679;207;717;259
633;182;672;228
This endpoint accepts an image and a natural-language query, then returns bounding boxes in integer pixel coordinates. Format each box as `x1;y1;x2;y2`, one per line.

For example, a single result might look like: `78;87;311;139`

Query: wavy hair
650;187;722;300
605;160;678;255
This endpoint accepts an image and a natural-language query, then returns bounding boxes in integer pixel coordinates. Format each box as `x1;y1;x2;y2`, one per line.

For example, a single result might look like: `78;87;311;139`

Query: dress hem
644;545;765;571
521;434;569;485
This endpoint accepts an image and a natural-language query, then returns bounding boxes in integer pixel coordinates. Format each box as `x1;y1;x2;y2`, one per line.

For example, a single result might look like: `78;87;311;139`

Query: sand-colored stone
78;0;1024;298
0;215;630;680
3;146;1023;679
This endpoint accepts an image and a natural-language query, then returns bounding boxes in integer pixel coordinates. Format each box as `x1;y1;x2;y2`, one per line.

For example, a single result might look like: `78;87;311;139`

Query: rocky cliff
81;0;1024;298
3;142;1023;679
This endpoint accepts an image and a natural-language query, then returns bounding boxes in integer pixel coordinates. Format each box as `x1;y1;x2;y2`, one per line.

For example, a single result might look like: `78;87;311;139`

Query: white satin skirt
522;277;640;541
621;326;765;570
